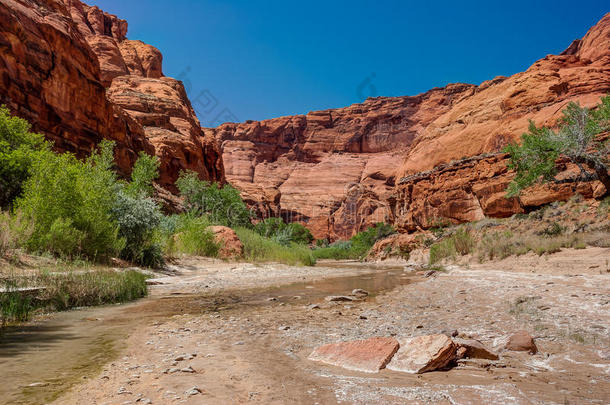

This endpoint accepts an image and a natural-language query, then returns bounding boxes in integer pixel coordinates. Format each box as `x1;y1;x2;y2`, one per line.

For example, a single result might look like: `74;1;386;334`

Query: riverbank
0;255;151;327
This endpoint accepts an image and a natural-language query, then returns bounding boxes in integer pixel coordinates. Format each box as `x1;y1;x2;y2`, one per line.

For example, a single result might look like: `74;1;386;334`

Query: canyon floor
1;251;609;405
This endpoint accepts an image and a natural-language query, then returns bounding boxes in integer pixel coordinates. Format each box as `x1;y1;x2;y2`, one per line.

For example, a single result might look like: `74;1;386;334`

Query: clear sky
91;0;607;126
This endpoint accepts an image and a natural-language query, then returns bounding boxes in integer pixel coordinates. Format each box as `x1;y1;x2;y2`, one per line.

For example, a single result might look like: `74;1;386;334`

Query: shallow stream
0;263;413;404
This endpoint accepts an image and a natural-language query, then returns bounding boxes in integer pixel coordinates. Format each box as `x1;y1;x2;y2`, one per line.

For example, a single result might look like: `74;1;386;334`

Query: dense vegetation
176;170;252;228
313;223;396;260
0;108;333;269
505;96;610;197
0;107;49;210
254;217;313;246
236;227;315;266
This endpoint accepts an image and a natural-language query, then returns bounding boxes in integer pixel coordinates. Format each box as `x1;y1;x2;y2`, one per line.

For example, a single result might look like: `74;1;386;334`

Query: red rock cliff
208;13;610;239
0;0;223;187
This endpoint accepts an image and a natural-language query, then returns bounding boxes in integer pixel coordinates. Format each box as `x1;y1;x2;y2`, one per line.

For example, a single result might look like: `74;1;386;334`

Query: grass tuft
1;270;148;326
235;227;315;266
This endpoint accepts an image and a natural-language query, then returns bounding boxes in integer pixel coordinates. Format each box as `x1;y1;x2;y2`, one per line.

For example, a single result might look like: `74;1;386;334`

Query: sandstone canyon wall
209;13;610;239
0;1;607;240
0;0;223;188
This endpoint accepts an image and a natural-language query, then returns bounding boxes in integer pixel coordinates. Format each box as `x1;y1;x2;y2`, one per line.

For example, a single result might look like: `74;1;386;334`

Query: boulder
308;337;400;373
387;334;457;374
505;331;538;354
210;226;243;259
454;338;499;360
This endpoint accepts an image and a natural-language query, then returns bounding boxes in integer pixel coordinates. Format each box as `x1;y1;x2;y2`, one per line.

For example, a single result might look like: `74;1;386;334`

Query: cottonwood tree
505;96;610;197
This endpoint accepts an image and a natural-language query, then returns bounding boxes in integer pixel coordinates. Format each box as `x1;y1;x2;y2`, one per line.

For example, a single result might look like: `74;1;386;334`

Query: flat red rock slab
308;337;400;373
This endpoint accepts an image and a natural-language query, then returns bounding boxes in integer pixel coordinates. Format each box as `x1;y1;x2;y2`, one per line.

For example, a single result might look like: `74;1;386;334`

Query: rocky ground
47;249;610;405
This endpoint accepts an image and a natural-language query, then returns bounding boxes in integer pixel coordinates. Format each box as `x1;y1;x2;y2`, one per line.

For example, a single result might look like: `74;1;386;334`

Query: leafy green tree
112;151;164;267
17;141;124;260
126;152;160;197
505;96;610;197
0;107;49;208
176;170;252;228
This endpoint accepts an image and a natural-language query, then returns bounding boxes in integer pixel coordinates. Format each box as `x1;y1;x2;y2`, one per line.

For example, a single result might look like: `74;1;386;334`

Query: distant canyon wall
207;13;609;239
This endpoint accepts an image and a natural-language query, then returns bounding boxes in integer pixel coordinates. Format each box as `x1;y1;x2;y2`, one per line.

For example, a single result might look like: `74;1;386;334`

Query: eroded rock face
0;0;222;190
0;0;152;175
208;14;609;239
107;75;222;188
308;337;400;373
390;154;605;232
64;0;223;189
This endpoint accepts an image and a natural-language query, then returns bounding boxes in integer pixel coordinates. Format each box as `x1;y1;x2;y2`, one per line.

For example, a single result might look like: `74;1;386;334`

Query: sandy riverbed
3;249;609;404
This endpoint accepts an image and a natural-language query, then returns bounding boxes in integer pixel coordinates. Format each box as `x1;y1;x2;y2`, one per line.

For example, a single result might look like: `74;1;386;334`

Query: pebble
27;382;49;388
325;295;354;302
180;366;196;373
185;386;202;396
278;325;290;331
308;304;320;310
352;289;369;296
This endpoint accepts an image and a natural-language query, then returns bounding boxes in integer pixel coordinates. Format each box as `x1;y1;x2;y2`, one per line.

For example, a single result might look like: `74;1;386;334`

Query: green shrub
254;217;313;246
111;191;163;267
43;218;85;258
350;223;396;257
312;223;395;260
17;141;124;261
452;228;475;255
429;227;473;264
538;222;565;237
126;152;160;197
315;239;329;248
429;238;456;264
168;215;219;257
313;240;356;260
176;170;251;228
235;227;315;266
0;107;49;209
505;96;610;197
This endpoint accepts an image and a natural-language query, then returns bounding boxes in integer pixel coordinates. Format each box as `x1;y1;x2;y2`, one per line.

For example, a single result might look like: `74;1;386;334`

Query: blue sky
92;0;607;126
